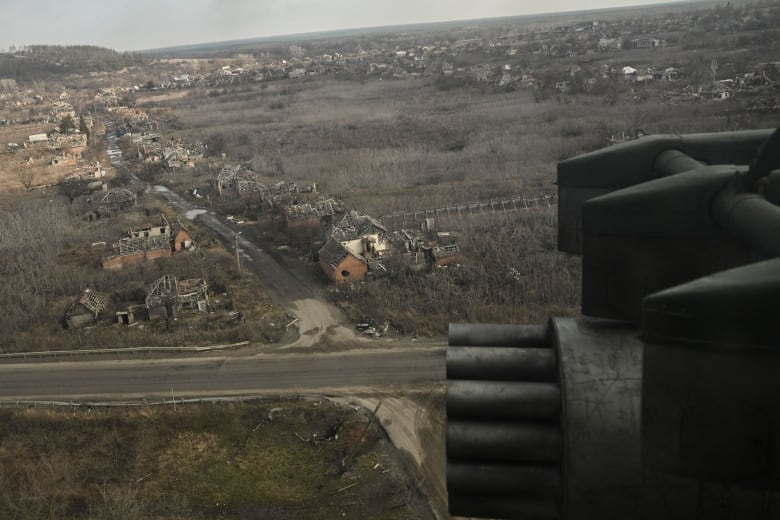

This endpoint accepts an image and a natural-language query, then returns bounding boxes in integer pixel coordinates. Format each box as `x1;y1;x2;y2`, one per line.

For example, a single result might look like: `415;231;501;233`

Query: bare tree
16;168;36;191
90;481;151;520
61;177;90;203
710;59;719;84
627;109;648;138
60;114;76;134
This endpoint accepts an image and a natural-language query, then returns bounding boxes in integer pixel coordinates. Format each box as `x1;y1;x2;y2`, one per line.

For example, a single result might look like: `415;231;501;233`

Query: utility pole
234;232;242;276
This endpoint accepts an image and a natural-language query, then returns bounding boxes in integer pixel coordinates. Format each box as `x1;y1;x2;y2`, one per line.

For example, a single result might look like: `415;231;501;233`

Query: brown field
0;398;432;520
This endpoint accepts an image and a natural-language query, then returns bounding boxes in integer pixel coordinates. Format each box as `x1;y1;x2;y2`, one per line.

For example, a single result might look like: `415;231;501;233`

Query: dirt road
349;387;448;519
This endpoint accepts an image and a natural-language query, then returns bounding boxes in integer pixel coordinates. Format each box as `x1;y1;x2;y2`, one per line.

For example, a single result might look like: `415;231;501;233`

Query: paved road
0;348;445;401
152;185;313;301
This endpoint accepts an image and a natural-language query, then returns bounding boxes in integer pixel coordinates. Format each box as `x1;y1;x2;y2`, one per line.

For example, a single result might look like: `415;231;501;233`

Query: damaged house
65;289;108;329
216;165;265;199
102;214;194;270
145;274;209;320
284;198;343;230
267;180;300;206
318;210;389;285
216;165;240;196
384;226;461;269
312;207;462;285
235;170;265;200
318;239;369;286
171;218;194;252
328;210;390;259
98;187;136;215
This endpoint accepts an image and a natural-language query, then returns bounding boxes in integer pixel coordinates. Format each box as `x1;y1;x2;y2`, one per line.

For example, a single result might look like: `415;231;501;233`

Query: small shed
65;289;108;329
430;244;461;267
171;218;195;252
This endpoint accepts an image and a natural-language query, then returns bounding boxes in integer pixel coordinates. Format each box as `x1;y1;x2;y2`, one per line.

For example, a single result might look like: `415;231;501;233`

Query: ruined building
65;289;108;329
98;187;136;215
102;214;194;270
216;165;265;199
318;210;389;285
284;198;343;230
145;275;209;320
318;239;369;286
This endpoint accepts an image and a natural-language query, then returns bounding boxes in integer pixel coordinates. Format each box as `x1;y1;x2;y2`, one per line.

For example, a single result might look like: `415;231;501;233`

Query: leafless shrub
16;168;36;190
90;482;150;520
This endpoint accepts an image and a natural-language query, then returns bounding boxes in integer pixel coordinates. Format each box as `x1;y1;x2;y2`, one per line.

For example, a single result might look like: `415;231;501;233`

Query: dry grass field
0;399;432;519
160;79;574;203
161;74;774;210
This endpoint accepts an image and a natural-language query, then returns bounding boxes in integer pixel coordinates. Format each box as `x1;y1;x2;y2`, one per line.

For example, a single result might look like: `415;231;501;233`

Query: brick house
318;239;368;286
102;215;194;270
171;219;194;252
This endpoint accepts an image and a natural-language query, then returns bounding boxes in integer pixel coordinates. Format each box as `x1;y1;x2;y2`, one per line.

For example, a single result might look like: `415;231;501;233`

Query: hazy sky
1;0;682;51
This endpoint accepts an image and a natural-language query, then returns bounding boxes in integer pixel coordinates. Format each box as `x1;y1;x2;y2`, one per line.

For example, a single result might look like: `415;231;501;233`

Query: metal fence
0;341;250;360
380;193;557;228
0;393;361;410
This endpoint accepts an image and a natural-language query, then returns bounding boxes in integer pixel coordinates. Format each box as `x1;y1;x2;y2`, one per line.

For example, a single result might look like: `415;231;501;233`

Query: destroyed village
0;0;778;518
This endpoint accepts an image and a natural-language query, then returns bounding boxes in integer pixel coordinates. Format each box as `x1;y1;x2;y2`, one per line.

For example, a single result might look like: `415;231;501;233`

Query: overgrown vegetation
0;399;430;519
0;194;286;353
336;211;579;336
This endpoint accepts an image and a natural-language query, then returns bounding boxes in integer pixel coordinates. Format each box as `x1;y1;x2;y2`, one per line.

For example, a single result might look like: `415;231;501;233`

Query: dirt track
284;297;362;349
349;387;448;519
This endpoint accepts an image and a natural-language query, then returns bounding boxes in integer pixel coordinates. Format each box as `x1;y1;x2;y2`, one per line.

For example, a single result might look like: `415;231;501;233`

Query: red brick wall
102;248;171;270
103;252;144;270
436;255;461;267
172;230;193;252
320;254;368;286
145;248;172;261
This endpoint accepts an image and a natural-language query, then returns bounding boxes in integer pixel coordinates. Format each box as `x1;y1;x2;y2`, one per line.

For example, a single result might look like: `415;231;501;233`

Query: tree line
0;45;146;82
